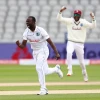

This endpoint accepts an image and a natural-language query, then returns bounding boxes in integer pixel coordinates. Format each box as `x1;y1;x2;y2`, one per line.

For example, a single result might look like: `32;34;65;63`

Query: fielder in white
16;16;63;95
57;7;96;82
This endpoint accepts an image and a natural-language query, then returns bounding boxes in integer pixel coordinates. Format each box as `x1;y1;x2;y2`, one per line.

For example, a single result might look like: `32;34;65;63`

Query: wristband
92;19;95;21
92;17;95;21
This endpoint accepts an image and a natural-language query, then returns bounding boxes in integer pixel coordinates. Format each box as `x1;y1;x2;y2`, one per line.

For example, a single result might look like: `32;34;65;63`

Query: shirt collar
73;18;80;25
28;26;37;32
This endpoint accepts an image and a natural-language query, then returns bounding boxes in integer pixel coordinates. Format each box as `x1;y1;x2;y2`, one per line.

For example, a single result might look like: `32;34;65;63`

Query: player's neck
74;21;80;25
30;26;36;32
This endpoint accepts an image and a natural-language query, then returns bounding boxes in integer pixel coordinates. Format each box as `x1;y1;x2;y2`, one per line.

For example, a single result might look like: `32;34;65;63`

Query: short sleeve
23;28;28;40
40;28;49;40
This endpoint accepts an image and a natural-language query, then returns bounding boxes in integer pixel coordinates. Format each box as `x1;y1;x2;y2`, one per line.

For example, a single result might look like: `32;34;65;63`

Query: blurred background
0;0;100;64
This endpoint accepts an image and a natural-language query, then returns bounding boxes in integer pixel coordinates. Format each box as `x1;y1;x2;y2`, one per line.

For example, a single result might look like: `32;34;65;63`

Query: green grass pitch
0;64;100;100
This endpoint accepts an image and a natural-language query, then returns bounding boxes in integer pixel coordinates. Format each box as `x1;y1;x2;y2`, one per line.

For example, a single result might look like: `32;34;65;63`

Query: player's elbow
94;24;96;28
90;23;96;29
57;17;63;22
57;16;60;21
92;24;96;28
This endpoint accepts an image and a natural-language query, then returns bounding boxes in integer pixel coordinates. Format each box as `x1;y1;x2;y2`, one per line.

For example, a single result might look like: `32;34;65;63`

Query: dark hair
28;16;36;22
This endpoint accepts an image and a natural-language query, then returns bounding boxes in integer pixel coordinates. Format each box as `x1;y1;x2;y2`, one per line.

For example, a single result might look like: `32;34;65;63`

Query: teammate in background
57;6;96;82
16;16;63;95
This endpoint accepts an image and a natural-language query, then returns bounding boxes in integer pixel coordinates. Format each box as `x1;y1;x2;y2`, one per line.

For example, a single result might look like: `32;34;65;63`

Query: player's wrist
55;52;59;56
18;43;21;47
92;17;95;21
92;19;95;21
59;11;62;14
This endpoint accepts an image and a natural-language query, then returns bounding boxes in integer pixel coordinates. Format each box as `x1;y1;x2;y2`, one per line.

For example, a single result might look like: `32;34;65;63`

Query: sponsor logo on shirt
72;26;82;30
29;39;40;42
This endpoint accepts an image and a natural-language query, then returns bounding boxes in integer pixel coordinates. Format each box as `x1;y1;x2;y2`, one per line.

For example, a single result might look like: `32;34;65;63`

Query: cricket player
16;16;63;95
57;7;96;82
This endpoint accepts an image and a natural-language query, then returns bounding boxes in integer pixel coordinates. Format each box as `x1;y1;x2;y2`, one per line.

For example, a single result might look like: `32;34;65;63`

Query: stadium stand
0;0;100;43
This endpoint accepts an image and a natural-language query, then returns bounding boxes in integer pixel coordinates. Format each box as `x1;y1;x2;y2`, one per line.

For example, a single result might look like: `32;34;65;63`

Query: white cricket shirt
57;13;96;43
23;26;49;50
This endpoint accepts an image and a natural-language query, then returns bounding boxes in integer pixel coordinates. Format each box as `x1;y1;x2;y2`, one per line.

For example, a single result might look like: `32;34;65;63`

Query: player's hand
16;40;20;46
60;6;66;13
90;12;95;19
55;53;60;60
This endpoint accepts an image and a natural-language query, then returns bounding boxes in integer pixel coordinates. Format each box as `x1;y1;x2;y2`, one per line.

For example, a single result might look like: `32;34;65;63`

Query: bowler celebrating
16;16;63;95
57;7;96;82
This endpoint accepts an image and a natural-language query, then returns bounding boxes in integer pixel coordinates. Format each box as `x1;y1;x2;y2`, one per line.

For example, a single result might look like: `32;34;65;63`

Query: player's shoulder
24;28;30;32
68;17;73;20
36;26;46;32
23;28;29;36
80;18;87;22
23;28;30;34
36;26;44;30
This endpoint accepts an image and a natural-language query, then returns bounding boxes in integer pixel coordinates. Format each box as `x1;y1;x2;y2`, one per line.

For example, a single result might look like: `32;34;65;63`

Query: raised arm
57;6;72;24
84;12;96;28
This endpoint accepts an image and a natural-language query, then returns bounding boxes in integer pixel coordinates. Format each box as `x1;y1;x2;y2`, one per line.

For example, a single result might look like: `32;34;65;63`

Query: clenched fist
16;40;20;46
90;12;95;20
60;6;67;13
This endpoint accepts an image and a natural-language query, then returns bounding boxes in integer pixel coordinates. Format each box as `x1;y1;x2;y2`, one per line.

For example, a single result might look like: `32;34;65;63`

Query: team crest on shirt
80;23;83;26
36;32;40;36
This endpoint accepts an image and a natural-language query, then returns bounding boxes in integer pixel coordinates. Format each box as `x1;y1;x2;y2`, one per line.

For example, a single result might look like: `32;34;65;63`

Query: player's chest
71;22;83;30
27;31;43;42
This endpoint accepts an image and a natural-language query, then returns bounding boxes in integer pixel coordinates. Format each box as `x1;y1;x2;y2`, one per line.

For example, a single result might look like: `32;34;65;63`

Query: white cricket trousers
67;41;87;74
33;46;57;90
